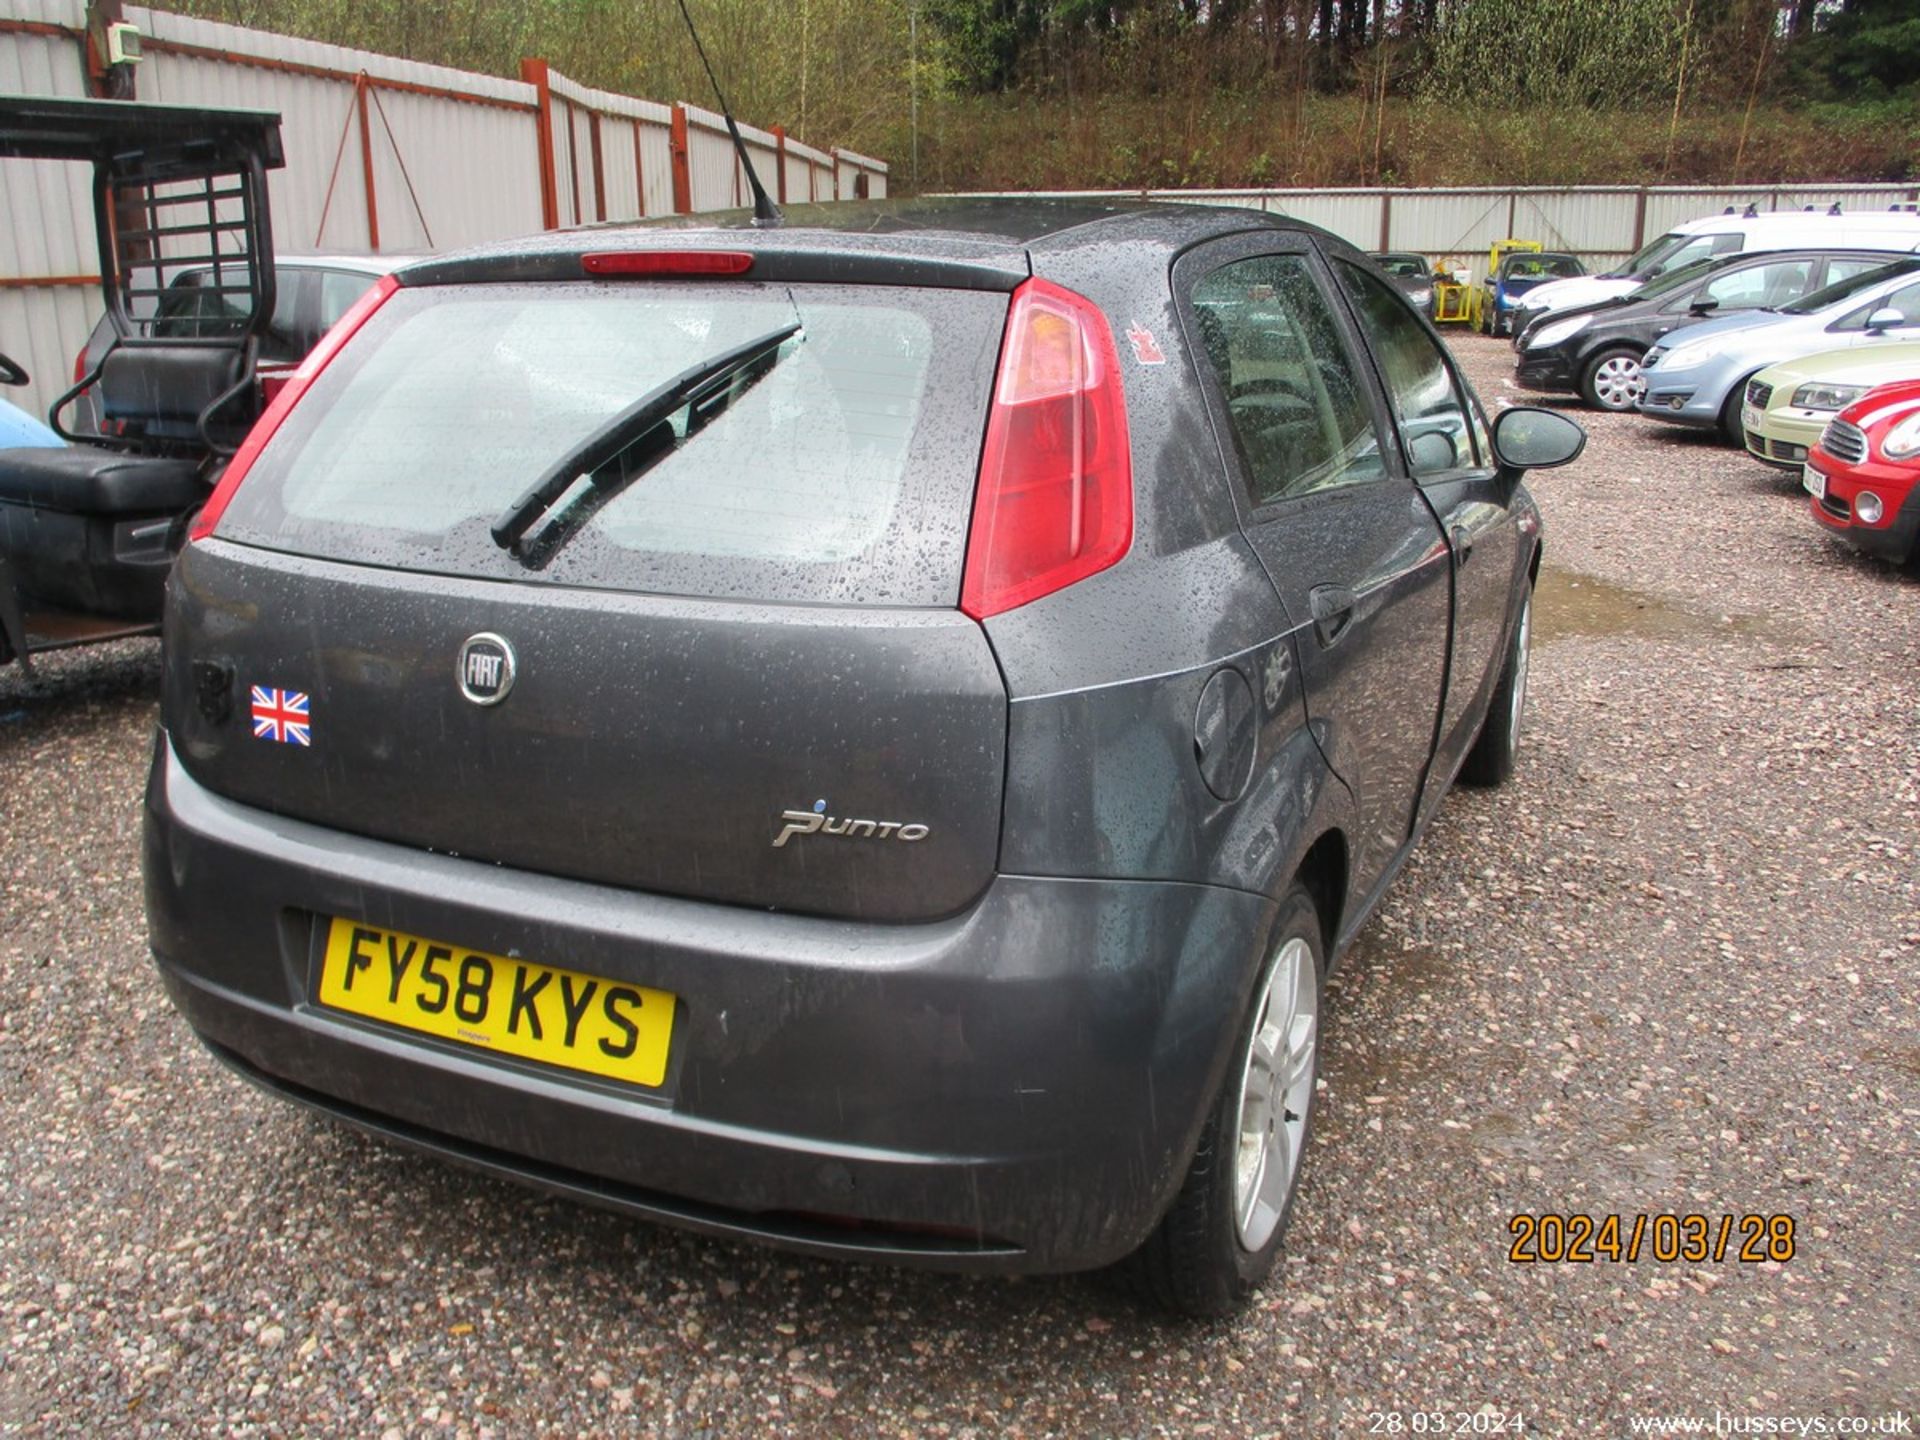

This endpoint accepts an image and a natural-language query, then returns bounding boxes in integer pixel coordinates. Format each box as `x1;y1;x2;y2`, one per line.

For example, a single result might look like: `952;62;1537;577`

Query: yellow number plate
317;919;675;1088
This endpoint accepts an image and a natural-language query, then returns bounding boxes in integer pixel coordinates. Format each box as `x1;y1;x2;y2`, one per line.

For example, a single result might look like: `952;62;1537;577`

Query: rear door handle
1451;524;1474;565
1309;584;1357;648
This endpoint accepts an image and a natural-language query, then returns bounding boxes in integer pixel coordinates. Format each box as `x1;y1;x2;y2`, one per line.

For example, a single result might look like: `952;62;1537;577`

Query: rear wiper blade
490;321;801;549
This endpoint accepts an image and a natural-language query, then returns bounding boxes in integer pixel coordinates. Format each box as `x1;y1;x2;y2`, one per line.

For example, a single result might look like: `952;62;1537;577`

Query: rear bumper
143;736;1274;1273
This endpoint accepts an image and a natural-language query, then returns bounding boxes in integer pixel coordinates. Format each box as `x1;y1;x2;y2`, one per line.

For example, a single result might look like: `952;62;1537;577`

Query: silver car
1637;260;1920;440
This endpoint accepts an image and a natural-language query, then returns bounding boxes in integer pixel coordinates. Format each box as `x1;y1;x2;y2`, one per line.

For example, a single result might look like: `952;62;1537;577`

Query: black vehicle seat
0;445;208;620
0;446;205;514
99;343;250;446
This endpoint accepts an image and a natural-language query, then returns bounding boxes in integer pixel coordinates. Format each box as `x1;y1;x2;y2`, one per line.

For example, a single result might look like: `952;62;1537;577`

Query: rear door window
314;269;378;344
1698;258;1812;313
154;269;307;361
1823;256;1893;287
216;280;1006;607
1832;279;1920;332
1191;255;1388;505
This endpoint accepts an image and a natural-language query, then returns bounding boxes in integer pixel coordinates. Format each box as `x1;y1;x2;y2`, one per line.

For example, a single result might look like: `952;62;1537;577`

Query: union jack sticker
250;686;312;747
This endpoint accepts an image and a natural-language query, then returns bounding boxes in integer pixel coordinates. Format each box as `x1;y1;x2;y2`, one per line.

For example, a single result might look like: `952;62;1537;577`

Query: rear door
1176;235;1450;901
168;275;1012;923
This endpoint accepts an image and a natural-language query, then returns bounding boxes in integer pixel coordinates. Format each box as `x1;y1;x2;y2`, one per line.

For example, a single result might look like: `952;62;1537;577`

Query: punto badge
457;633;516;706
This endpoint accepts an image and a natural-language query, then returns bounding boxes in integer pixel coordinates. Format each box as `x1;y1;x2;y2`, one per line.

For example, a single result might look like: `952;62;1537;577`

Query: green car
1741;341;1920;468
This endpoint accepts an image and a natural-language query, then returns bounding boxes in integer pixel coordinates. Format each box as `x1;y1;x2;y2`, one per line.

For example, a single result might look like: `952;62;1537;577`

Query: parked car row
1497;206;1920;572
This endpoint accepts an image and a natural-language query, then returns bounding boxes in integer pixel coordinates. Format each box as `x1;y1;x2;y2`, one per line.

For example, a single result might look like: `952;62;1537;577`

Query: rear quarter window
216;280;1007;606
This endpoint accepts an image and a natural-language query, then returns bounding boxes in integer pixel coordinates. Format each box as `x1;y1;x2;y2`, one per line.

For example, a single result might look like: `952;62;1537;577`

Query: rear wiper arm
490;321;801;549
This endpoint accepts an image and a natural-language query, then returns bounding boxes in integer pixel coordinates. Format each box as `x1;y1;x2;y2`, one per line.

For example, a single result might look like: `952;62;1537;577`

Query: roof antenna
674;0;782;228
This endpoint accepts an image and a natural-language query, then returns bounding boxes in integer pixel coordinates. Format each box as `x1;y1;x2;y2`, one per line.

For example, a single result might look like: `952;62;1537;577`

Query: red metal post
355;73;381;251
589;111;606;222
771;125;788;205
521;58;560;231
669;104;692;215
632;124;647;217
564;101;583;226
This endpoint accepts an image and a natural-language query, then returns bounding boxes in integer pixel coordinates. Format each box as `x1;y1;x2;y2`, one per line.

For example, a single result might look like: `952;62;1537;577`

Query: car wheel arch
1294;828;1347;966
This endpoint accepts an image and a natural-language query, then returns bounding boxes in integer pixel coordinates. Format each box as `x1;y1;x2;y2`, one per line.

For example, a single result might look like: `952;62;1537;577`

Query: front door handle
1451;524;1474;565
1309;584;1357;648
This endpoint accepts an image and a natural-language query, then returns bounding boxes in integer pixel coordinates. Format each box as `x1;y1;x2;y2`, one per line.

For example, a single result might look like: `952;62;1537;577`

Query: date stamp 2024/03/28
1507;1213;1797;1265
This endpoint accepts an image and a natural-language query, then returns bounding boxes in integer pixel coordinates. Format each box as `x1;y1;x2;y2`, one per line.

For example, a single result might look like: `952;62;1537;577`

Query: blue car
0;396;62;449
1478;252;1586;338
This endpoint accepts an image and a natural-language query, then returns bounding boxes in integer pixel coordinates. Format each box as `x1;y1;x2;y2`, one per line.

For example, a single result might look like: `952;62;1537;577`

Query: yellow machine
1430;256;1475;325
1466;239;1544;334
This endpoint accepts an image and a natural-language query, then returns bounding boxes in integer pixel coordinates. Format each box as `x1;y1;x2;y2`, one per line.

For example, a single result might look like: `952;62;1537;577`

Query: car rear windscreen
215;280;1007;606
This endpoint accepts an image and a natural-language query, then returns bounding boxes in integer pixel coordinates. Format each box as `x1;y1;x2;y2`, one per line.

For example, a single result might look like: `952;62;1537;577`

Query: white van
1518;207;1920;317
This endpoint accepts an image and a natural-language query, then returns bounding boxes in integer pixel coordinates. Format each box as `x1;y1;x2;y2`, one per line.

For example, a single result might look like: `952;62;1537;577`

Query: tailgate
165;542;1005;922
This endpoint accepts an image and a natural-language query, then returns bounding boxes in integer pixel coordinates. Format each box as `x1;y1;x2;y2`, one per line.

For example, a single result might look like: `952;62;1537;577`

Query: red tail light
189;272;400;543
73;347;88;383
960;277;1133;620
582;251;754;277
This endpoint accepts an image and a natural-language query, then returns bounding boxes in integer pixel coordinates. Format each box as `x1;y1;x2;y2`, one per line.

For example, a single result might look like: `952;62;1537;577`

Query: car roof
396;198;1350;290
1674;210;1920;236
274;253;421;272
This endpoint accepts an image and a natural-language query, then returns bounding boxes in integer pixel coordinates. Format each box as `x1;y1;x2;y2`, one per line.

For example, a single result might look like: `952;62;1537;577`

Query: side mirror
0;351;27;387
1491;407;1586;474
1687;298;1720;317
1864;307;1903;333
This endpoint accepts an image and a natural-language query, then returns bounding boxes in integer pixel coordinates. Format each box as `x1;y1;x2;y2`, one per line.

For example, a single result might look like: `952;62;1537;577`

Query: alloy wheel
1590;354;1646;411
1232;936;1318;1252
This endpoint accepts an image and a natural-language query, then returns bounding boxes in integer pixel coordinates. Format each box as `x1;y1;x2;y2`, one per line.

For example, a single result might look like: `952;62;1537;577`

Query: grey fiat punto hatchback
144;199;1583;1315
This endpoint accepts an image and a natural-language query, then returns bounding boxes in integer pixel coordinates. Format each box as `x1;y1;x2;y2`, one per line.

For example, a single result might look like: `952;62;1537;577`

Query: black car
1370;250;1435;315
1514;248;1908;412
143;199;1583;1316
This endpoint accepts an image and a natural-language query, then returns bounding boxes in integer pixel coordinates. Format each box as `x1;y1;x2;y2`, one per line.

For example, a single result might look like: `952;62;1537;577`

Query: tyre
1124;884;1323;1317
1460;582;1532;787
1579;348;1647;412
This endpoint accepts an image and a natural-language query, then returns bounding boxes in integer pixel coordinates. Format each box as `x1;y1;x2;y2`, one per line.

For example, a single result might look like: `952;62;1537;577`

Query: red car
1805;379;1920;566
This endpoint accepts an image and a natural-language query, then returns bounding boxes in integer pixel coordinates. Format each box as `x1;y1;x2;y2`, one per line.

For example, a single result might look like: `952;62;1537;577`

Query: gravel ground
1;332;1914;1437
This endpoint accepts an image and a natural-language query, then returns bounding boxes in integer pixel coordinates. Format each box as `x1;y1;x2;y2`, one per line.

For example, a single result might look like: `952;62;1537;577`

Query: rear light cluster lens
960;277;1134;620
188;272;401;543
581;251;754;277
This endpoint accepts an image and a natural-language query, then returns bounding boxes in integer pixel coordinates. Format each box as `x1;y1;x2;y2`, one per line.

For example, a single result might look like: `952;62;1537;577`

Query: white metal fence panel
0;2;97;416
834;149;888;200
599;114;643;221
363;85;541;251
1265;191;1384;246
638;118;675;218
0;284;91;423
683;103;738;212
126;5;541;254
